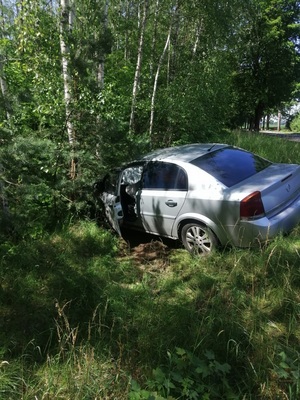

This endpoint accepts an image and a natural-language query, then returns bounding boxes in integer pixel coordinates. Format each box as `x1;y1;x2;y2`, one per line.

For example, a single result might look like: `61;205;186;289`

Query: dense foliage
0;1;300;396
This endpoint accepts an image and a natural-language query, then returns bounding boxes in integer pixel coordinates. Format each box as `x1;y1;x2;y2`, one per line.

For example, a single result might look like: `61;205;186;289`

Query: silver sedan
94;143;300;255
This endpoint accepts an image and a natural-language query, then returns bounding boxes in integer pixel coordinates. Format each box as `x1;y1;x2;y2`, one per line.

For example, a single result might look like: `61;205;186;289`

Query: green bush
290;113;300;132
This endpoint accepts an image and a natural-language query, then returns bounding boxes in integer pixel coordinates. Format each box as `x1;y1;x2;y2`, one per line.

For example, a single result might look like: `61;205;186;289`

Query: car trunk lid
235;164;300;217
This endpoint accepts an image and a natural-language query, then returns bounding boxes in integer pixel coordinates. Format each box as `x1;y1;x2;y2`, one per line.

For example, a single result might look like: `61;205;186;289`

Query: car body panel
236;193;300;246
139;143;228;163
139;189;187;236
101;192;122;236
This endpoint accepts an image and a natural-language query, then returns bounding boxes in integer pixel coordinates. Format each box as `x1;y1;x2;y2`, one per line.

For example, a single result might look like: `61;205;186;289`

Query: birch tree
129;0;149;133
0;55;11;120
97;0;109;88
0;0;12;223
59;0;76;178
0;0;12;121
149;1;180;139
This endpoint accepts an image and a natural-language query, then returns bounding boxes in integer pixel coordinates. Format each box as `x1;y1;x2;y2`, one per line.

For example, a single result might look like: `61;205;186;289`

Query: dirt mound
132;240;169;261
118;236;172;271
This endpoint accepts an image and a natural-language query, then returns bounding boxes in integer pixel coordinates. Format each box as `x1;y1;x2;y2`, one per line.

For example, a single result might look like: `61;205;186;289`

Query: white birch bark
0;54;10;220
149;2;180;140
0;0;10;221
192;20;203;56
149;0;160;80
59;0;75;147
0;0;11;120
97;0;109;88
129;0;149;133
0;164;10;224
0;57;11;121
149;26;171;139
124;0;129;61
59;0;77;178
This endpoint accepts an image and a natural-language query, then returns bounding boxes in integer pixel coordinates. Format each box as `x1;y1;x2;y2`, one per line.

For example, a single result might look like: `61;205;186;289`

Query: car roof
139;143;229;163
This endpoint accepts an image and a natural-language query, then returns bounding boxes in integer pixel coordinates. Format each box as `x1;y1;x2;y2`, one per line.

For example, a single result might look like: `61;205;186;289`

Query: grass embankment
1;132;300;399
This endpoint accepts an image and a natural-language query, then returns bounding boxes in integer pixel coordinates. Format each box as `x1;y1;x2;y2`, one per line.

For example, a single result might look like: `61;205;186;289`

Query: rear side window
190;147;271;187
143;162;188;190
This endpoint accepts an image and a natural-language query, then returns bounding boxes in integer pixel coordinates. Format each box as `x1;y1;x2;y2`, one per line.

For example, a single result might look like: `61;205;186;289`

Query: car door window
121;165;143;185
143;162;188;190
119;165;144;221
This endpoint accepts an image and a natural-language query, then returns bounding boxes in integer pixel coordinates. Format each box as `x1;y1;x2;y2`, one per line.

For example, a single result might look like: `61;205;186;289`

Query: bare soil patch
119;229;181;270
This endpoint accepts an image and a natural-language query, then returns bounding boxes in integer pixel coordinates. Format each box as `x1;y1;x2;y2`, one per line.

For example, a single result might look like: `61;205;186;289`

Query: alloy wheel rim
186;226;212;254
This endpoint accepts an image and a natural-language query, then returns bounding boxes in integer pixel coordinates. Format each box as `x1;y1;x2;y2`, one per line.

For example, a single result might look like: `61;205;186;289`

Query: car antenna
207;144;216;152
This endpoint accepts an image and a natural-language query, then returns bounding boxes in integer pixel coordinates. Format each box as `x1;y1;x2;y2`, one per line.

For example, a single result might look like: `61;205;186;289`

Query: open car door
101;192;122;236
94;171;123;236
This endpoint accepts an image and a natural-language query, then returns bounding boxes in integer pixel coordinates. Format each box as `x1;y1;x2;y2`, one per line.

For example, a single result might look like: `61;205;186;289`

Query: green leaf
204;350;215;360
176;347;187;356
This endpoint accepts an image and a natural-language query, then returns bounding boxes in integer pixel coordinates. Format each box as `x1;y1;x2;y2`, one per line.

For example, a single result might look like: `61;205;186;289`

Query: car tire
181;223;218;255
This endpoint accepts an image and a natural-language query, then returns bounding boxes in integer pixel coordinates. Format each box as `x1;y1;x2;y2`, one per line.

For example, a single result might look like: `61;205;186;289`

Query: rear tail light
240;191;265;219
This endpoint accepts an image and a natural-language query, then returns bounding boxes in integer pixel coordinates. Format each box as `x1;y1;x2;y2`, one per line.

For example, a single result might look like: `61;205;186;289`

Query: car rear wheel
181;223;218;255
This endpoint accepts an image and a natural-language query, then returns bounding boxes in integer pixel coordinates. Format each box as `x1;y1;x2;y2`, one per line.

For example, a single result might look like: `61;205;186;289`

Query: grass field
1;132;300;399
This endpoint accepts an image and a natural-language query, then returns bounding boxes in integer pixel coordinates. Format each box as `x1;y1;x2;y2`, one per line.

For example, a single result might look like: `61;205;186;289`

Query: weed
129;347;237;399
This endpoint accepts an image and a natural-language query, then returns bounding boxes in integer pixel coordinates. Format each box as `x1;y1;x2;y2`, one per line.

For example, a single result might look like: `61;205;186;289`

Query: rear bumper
229;197;300;247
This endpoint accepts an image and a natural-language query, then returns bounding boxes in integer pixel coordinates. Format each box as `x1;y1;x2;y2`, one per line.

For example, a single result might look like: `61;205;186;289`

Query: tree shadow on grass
0;225;118;359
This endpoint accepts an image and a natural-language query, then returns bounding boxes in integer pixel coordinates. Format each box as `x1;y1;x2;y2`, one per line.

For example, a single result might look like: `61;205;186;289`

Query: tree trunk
0;0;11;121
149;0;160;81
0;56;11;121
0;0;10;223
277;110;281;131
254;102;264;131
169;1;181;81
124;0;130;61
192;19;204;56
129;0;149;134
97;0;109;89
149;26;171;141
59;0;76;178
149;1;180;141
0;164;10;227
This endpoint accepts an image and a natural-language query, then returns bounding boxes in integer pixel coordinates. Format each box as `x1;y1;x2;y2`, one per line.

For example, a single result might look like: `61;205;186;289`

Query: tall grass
1;132;300;399
225;130;300;164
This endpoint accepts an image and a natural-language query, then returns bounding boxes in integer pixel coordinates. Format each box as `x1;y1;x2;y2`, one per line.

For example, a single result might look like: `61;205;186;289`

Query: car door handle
165;200;177;207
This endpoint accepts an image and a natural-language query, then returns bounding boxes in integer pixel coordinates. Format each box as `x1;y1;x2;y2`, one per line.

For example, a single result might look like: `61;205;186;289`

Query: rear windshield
190;147;271;187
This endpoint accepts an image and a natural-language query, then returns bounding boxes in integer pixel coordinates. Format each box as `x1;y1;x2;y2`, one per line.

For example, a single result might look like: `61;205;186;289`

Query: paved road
261;130;300;142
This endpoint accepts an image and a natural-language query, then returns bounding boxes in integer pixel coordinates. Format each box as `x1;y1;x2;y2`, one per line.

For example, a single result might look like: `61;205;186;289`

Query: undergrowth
1;220;300;399
1;133;300;399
